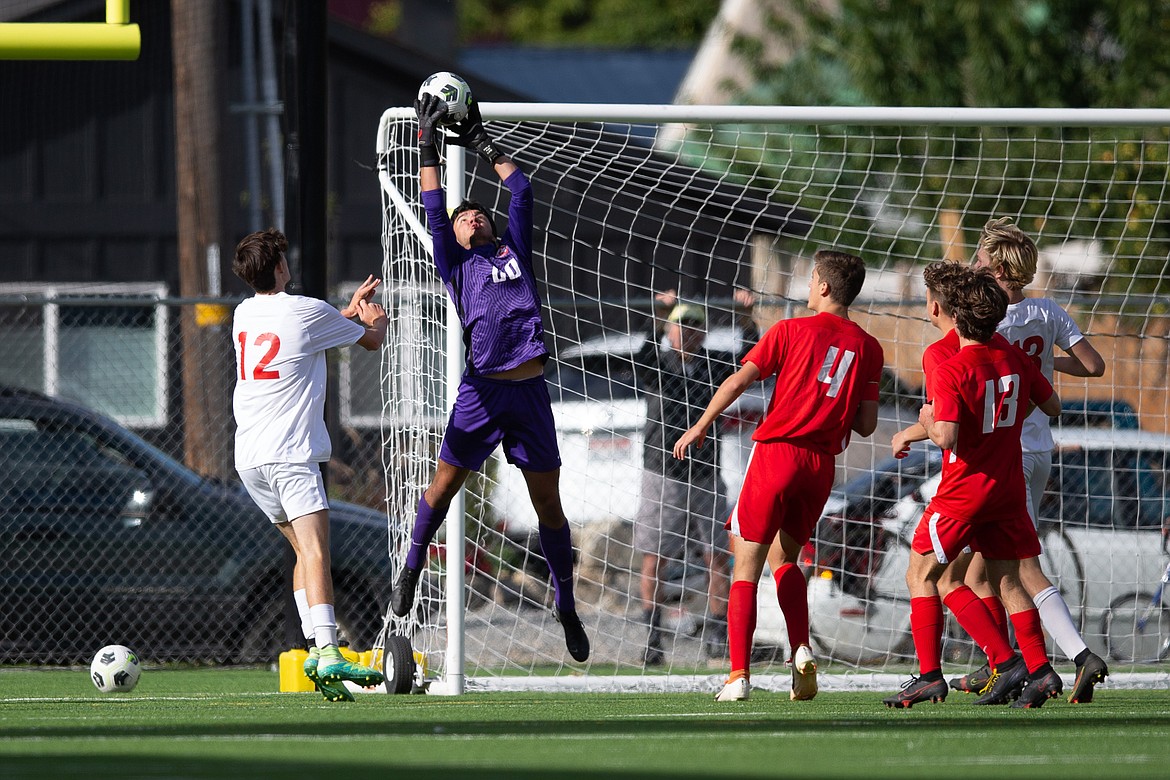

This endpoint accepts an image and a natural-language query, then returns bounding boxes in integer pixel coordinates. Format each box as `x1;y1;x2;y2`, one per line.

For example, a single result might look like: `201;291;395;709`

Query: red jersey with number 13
744;312;884;455
929;340;1053;522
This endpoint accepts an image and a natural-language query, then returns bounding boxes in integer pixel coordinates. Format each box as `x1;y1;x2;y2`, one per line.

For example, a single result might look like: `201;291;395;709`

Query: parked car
0;386;393;664
802;446;943;595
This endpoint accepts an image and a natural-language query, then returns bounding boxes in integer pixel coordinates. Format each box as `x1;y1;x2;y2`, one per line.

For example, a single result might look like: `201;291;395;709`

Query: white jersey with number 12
232;292;364;470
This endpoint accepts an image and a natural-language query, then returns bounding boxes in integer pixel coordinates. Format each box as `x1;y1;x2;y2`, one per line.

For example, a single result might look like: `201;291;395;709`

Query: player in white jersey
232;228;388;702
949;217;1109;703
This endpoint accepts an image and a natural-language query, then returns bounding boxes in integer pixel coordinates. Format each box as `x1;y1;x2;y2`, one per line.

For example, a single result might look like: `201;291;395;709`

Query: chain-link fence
0;291;390;665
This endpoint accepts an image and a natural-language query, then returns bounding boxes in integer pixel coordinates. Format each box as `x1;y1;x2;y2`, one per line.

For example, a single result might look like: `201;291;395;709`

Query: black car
0;386;392;664
807;448;943;597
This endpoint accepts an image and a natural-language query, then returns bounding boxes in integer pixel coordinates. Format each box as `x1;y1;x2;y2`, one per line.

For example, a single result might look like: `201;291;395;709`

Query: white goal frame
375;103;1170;695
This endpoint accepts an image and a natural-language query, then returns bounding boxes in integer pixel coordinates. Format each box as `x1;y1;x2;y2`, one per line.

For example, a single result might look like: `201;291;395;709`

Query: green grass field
2;668;1167;779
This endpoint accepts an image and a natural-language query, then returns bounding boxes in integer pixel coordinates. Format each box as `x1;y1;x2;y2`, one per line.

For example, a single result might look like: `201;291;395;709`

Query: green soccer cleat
316;646;385;689
303;649;355;703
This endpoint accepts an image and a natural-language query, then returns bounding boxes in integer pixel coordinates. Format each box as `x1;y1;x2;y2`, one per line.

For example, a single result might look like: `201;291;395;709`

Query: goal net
376;105;1170;693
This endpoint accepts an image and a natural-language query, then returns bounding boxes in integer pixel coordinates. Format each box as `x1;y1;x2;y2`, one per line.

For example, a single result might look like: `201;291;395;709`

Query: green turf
1;668;1167;779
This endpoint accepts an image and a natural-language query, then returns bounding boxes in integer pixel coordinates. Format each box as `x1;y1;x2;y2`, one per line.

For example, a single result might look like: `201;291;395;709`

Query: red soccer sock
982;595;1010;644
943;585;1014;667
727;580;757;680
1010;608;1050;674
773;563;809;652
909;595;945;676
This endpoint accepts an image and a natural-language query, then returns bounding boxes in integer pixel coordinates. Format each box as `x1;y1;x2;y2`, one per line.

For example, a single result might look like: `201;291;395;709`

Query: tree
447;0;719;47
676;0;1170;304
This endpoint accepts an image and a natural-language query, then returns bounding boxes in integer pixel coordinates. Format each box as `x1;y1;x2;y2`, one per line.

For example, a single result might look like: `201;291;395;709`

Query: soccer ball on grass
90;644;142;693
418;71;473;125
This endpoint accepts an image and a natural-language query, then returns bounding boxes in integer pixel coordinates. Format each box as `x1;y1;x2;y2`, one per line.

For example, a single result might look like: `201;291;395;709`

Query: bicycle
1102;530;1170;662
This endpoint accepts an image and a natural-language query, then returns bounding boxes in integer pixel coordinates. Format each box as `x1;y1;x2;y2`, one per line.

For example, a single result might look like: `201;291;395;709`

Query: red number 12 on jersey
238;331;281;380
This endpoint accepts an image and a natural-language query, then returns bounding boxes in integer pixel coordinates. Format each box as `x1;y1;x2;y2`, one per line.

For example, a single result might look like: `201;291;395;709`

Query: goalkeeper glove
448;101;504;165
414;93;448;168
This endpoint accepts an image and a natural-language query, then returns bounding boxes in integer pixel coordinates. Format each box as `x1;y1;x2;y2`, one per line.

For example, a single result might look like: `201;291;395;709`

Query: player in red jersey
949;218;1108;703
673;250;884;703
884;268;1063;709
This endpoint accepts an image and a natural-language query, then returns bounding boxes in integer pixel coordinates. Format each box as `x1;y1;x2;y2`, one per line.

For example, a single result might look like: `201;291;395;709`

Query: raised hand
414;93;448;148
356;298;388;330
734;288;757;310
672;424;708;460
654;289;678;312
447;100;503;164
341;274;381;319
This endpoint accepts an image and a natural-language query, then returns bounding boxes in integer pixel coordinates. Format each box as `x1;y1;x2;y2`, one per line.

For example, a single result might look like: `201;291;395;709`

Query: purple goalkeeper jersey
421;169;548;376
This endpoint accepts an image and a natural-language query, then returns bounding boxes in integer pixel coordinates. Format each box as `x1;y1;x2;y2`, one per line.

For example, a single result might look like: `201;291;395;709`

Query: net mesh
376;108;1170;690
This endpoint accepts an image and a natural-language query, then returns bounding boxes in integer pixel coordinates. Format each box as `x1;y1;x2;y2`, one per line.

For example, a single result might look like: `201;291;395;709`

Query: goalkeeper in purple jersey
389;91;589;662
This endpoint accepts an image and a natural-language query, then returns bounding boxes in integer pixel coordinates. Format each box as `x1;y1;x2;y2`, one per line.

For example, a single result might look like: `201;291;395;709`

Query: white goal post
374;103;1170;694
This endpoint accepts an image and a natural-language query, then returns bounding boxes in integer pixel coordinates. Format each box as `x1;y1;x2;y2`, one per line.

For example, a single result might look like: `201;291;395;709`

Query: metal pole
257;0;285;232
239;0;262;232
435;147;467;696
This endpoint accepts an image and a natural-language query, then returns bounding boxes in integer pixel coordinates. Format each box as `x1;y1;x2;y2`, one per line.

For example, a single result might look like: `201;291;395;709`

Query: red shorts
910;502;1042;564
727;440;834;546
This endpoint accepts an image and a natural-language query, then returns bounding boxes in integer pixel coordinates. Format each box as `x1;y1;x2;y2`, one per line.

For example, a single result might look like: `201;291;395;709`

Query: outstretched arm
449;101;510;175
415;94;447;194
672;362;761;459
1054;338;1105;378
892;422;929;458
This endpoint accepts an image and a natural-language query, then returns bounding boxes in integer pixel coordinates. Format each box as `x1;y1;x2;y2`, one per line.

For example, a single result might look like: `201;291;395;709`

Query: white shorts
1022;450;1053;529
238;462;329;524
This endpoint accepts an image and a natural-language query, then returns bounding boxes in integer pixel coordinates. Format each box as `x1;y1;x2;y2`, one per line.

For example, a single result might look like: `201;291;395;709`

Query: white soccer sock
310;603;338;650
1033;585;1087;659
293;588;313;645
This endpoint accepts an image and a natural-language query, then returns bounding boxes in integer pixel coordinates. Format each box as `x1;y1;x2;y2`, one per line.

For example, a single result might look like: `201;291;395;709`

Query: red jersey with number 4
744;312;884;455
929;339;1053;522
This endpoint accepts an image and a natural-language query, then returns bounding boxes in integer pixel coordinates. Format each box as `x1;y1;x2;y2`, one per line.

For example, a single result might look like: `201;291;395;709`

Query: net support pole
432;146;467;696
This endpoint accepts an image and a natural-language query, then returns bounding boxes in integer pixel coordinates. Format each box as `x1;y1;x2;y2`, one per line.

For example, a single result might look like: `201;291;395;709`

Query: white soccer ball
418;71;473;125
90;644;142;693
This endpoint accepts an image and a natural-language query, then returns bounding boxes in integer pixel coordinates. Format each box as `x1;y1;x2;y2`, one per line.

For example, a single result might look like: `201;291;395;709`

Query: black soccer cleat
644;625;665;666
883;674;948;708
948;662;992;694
1068;652;1108;704
973;655;1029;705
390;565;422;618
1011;662;1064;709
555;607;591;662
703;628;729;661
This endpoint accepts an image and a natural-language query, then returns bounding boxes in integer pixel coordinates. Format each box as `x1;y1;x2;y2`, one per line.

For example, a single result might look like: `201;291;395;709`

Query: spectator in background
633;289;758;665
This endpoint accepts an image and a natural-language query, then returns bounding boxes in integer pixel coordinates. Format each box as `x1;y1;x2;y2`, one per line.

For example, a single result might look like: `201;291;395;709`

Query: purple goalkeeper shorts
438;373;562;473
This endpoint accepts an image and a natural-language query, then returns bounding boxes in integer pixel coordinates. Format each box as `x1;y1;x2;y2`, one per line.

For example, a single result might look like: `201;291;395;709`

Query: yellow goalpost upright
0;0;140;60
